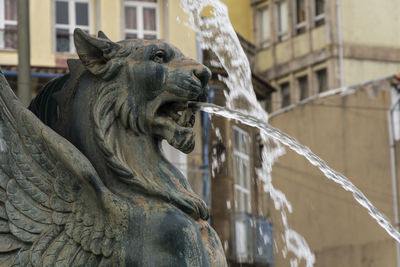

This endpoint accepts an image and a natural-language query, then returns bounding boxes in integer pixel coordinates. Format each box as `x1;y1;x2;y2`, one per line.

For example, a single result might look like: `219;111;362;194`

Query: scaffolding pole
17;0;31;106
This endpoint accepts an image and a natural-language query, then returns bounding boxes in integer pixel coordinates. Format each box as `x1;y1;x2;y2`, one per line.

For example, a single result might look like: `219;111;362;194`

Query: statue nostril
193;66;211;88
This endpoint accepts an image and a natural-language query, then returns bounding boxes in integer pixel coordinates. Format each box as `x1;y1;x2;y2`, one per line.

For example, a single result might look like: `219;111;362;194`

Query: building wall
252;0;400;114
0;0;199;67
268;77;398;266
343;59;400;87
340;0;400;47
221;0;253;42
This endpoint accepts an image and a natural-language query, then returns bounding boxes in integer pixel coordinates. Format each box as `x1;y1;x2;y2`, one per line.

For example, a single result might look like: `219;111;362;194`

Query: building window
258;7;270;48
124;0;158;40
265;94;272;113
295;0;306;34
298;75;308;100
316;69;328;93
233;127;251;214
233;213;254;263
275;1;288;42
315;0;325;27
280;82;290;107
54;0;91;53
255;217;274;265
0;0;17;49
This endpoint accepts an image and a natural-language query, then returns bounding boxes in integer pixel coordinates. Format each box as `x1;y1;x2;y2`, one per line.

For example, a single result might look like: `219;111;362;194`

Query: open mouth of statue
157;101;196;129
153;100;197;153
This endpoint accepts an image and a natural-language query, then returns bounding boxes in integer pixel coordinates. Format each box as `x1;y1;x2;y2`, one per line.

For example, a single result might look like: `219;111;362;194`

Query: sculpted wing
0;70;124;266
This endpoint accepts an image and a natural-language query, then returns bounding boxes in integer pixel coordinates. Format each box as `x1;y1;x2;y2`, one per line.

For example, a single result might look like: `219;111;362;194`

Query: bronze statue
0;29;226;266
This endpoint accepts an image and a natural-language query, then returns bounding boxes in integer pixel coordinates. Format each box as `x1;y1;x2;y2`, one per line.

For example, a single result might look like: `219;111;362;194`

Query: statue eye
152;50;166;64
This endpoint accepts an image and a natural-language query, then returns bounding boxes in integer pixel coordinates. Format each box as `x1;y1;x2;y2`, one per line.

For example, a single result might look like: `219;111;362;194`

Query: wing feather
0;233;25;252
49;195;72;213
10;155;50;208
8;223;38;243
0;188;6;203
55;238;80;266
73;249;91;266
51;211;70;225
0;69;124;265
30;225;63;266
6;180;52;224
0;205;8;220
5;202;48;234
41;232;69;266
0;219;9;233
0;252;17;266
0;169;9;190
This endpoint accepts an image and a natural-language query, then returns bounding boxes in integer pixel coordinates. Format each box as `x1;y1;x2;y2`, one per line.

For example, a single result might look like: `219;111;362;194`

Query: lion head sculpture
29;29;212;221
0;28;227;266
75;29;210;154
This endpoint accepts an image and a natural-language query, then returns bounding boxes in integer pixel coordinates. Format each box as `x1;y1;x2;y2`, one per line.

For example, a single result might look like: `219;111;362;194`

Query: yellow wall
30;0;54;66
275;41;291;64
343;59;400;86
98;0;122;42
256;48;273;72
0;0;199;67
341;0;400;47
167;1;197;60
293;34;309;58
221;0;253;42
0;50;18;65
311;26;327;51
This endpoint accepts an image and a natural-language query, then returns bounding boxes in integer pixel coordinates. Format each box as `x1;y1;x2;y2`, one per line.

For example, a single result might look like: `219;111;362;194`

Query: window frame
280;82;291;108
315;68;328;93
232;126;251;214
314;0;325;27
123;0;159;40
53;0;92;54
275;0;288;42
297;75;309;100
258;6;270;49
0;0;18;50
295;0;306;35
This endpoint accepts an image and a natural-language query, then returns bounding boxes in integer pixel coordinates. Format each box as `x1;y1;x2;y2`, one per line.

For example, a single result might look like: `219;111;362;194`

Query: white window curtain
124;0;158;40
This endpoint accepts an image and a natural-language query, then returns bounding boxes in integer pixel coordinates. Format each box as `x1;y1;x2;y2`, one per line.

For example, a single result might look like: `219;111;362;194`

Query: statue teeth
189;115;195;127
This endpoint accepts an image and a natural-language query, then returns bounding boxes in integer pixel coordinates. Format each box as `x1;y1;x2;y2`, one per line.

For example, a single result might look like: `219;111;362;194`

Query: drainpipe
163;0;169;42
17;0;31;106
388;92;400;267
335;0;344;88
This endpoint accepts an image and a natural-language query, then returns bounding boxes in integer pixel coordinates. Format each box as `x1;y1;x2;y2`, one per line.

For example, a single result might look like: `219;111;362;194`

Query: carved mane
29;59;209;221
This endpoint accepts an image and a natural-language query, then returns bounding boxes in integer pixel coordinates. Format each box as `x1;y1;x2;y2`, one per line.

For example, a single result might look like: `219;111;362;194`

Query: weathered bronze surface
0;29;226;266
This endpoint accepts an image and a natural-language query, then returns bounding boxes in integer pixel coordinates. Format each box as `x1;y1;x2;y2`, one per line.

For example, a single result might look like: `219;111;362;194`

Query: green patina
0;29;226;266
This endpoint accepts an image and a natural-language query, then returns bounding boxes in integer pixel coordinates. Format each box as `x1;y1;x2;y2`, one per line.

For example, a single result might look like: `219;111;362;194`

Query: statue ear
74;28;123;80
97;30;112;41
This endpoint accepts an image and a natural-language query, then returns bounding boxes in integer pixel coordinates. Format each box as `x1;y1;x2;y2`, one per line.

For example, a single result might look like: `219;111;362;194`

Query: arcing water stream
180;0;400;266
197;102;400;245
180;0;315;265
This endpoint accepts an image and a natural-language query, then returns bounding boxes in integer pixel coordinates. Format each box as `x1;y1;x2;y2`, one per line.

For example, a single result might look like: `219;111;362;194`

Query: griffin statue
0;29;227;266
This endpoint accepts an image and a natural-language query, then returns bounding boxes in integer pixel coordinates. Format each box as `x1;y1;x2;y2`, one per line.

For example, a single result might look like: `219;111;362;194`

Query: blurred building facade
206;0;400;266
248;0;400;266
200;2;278;266
251;0;400;112
268;75;400;267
